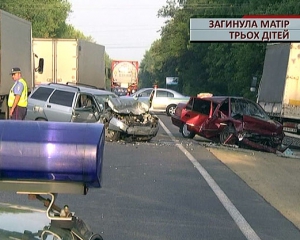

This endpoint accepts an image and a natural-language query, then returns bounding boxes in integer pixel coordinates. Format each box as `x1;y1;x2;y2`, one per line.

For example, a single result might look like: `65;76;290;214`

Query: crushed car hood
107;97;150;115
242;115;284;135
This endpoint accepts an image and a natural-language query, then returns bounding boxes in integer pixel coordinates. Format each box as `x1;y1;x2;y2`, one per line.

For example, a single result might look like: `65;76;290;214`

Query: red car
171;96;285;153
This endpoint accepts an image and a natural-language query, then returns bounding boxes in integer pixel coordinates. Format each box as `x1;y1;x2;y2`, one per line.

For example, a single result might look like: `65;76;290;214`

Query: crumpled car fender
108;117;128;132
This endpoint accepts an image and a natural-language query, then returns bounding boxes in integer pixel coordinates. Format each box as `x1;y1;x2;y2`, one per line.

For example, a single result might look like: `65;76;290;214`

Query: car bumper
108;117;159;137
171;115;183;128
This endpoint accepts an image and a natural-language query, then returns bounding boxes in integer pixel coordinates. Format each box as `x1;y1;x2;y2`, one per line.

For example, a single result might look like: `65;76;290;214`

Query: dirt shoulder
207;147;300;229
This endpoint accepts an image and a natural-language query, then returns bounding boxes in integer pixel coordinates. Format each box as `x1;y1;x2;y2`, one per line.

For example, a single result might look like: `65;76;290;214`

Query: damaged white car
70;90;159;142
26;83;159;142
98;97;159;141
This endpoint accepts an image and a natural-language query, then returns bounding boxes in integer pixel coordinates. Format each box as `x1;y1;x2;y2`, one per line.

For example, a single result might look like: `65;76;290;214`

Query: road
1;114;300;239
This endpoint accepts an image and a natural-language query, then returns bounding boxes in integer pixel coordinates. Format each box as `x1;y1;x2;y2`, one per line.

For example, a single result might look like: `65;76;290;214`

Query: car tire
90;234;104;240
105;128;120;142
181;123;195;139
36;118;47;121
166;104;177;116
219;125;237;145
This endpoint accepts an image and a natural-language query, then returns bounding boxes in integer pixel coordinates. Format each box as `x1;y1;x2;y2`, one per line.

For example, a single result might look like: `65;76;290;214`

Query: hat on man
10;67;21;75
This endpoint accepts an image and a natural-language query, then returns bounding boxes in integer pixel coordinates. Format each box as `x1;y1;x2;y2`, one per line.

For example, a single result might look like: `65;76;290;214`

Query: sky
67;0;168;63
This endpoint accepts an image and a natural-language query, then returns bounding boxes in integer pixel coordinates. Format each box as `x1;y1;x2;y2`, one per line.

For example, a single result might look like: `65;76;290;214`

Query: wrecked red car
171;96;285;153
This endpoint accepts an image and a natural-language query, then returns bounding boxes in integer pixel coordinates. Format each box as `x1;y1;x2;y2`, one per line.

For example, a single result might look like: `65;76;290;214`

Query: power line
106;46;151;49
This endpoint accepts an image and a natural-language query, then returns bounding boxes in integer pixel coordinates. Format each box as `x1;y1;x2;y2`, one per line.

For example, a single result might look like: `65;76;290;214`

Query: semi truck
257;42;300;135
0;10;34;119
111;60;139;95
33;38;106;89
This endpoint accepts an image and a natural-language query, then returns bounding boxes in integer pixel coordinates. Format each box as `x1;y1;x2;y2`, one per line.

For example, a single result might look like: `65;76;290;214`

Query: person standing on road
8;67;28;120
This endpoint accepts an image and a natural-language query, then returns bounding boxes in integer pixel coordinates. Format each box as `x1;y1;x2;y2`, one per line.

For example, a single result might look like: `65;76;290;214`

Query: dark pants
11;106;27;120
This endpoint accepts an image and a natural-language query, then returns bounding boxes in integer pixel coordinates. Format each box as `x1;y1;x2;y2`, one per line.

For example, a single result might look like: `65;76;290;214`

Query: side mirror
37;58;44;74
250;76;257;92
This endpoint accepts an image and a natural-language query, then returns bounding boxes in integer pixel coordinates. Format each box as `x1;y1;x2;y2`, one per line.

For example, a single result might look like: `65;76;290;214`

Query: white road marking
159;119;261;240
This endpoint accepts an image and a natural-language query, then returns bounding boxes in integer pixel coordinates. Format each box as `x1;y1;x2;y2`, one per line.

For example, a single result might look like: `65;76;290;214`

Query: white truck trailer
33;38;106;89
258;42;300;135
0;10;33;118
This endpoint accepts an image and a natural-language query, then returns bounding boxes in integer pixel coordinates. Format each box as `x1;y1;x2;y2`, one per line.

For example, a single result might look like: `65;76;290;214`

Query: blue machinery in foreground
0;121;105;240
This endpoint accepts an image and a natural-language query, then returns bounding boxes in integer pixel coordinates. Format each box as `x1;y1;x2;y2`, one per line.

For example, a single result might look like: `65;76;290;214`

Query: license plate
283;127;297;133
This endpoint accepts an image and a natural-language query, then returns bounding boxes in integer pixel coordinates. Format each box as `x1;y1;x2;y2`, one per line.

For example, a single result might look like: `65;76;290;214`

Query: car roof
136;87;185;95
0;202;49;236
78;86;116;96
193;96;246;104
37;83;80;92
135;88;153;92
156;88;184;94
36;83;116;96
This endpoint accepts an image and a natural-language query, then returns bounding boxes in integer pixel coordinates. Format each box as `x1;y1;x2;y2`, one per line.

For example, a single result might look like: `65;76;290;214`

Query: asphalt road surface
1;114;300;240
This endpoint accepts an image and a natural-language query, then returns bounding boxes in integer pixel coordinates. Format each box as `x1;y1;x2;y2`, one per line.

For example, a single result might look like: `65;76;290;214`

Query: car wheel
90;234;104;240
105;128;120;142
36;118;47;121
219;125;237;145
181;123;195;139
166;104;177;116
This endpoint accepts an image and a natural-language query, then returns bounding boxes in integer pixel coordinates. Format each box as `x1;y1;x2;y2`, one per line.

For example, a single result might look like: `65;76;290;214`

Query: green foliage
0;0;71;37
3;0;298;96
58;24;94;40
139;0;300;100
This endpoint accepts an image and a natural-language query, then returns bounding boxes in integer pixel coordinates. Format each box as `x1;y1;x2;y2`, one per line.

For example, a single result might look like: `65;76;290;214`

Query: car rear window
192;98;211;115
49;90;75;107
30;87;54;101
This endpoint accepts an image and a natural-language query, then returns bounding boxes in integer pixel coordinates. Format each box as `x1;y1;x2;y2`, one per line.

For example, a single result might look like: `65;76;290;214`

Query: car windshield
231;99;270;120
94;93;118;105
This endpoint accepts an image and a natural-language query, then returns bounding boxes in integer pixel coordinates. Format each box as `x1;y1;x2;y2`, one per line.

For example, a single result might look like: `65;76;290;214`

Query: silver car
121;88;190;116
26;83;159;142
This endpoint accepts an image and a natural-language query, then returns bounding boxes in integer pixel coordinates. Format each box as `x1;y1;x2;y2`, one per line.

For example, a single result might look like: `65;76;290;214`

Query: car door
181;98;211;133
199;99;230;138
151;90;174;111
44;90;75;122
26;86;54;120
71;93;101;123
235;98;281;134
136;89;153;98
136;89;152;106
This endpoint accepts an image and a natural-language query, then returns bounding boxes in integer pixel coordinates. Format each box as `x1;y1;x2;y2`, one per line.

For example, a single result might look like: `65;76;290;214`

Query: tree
58;24;94;40
140;0;300;100
0;0;71;37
